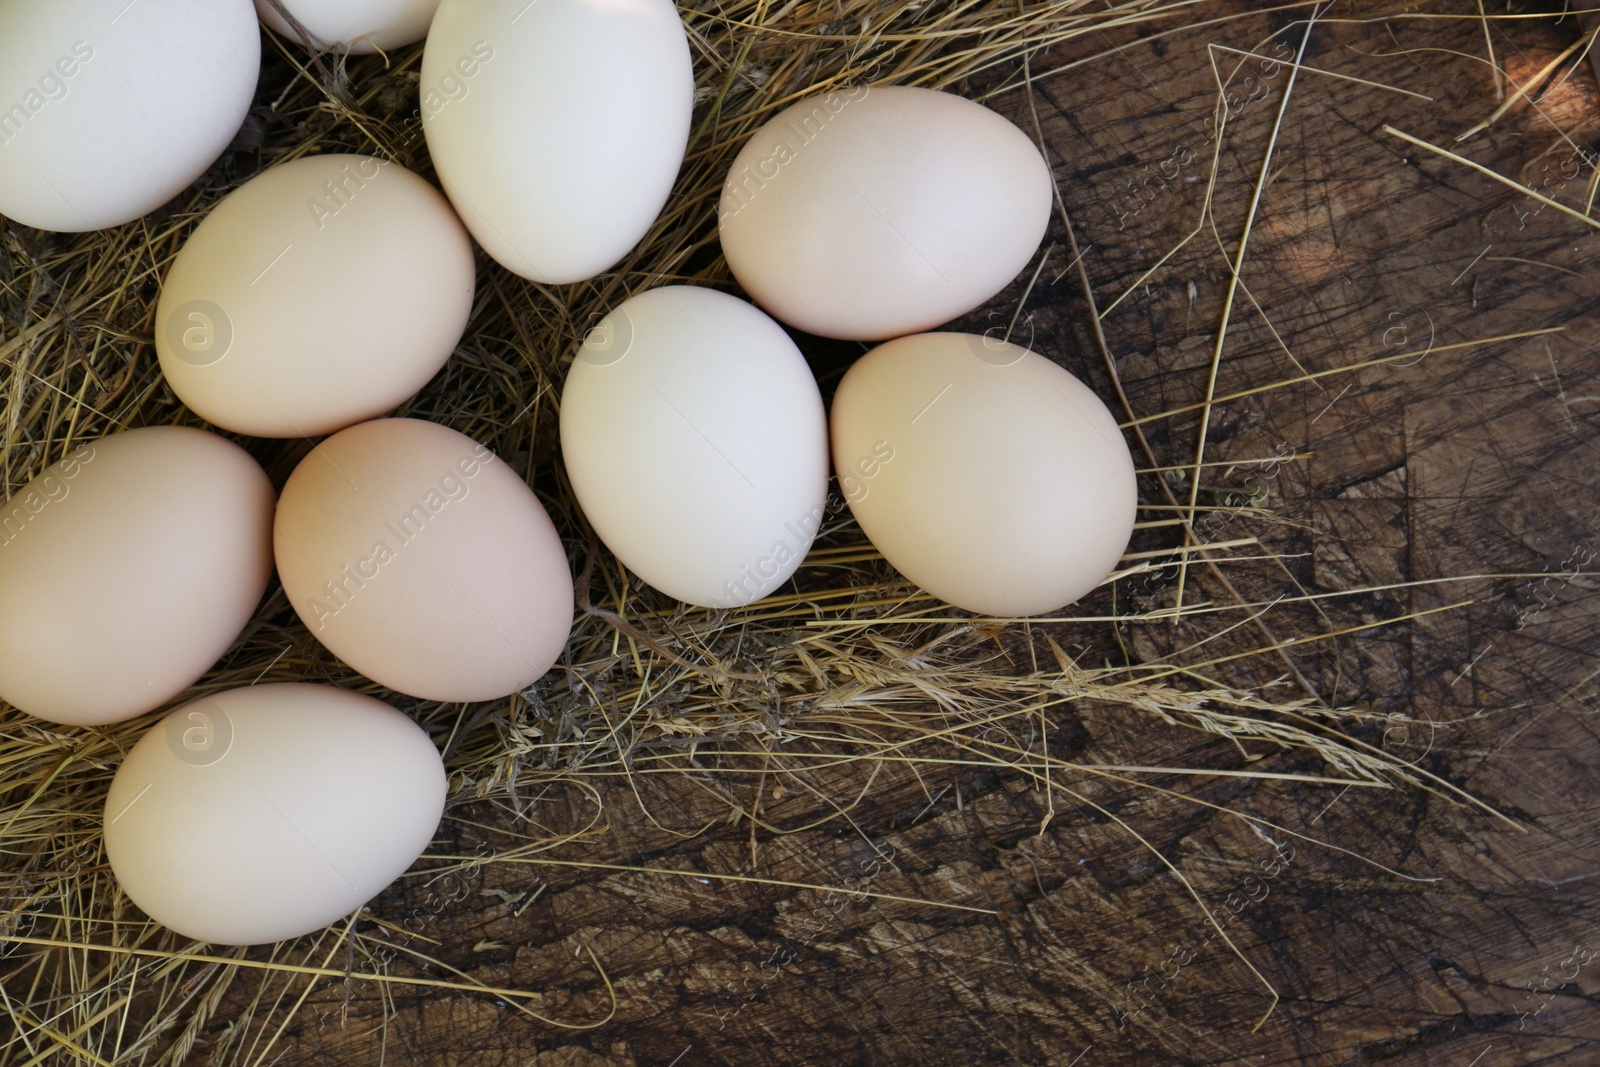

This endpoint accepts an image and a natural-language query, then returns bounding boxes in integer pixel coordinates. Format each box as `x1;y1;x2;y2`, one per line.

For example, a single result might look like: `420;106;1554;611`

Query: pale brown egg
829;333;1137;616
0;427;275;726
718;85;1053;341
274;418;573;702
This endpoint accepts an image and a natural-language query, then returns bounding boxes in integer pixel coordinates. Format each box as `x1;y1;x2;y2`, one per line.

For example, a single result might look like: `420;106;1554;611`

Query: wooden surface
201;5;1600;1065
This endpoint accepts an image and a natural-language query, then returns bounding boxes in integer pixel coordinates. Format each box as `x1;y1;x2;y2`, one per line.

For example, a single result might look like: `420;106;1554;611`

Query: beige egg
104;683;447;945
0;427;275;726
156;154;475;438
829;333;1137;616
274;418;573;701
718;85;1053;341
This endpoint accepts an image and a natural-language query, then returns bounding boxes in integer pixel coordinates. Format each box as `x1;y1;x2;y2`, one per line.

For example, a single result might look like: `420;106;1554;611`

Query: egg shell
829;333;1137;616
421;0;693;284
718;86;1054;341
104;683;447;945
560;286;829;608
255;0;440;53
0;427;275;726
274;419;573;701
156;154;476;438
0;0;259;232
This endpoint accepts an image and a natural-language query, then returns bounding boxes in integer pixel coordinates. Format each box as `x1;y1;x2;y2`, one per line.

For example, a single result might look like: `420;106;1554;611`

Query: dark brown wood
185;5;1600;1065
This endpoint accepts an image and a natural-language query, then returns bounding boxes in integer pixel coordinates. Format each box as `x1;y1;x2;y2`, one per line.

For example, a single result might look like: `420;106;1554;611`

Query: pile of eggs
0;0;1137;946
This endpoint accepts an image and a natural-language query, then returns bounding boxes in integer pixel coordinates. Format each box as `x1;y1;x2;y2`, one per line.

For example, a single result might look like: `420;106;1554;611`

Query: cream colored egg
104;683;447;946
274;419;573;701
255;0;441;53
156;154;475;439
560;286;829;608
719;86;1053;341
0;0;259;232
0;427;275;726
829;333;1136;616
421;0;693;283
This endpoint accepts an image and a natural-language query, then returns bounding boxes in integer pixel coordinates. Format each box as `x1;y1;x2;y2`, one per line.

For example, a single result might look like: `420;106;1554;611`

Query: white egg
104;683;447;946
255;0;440;54
421;0;693;284
0;0;260;232
561;286;829;608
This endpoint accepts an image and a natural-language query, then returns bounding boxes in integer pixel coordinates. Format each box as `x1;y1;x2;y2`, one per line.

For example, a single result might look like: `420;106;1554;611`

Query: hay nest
0;0;1501;1060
